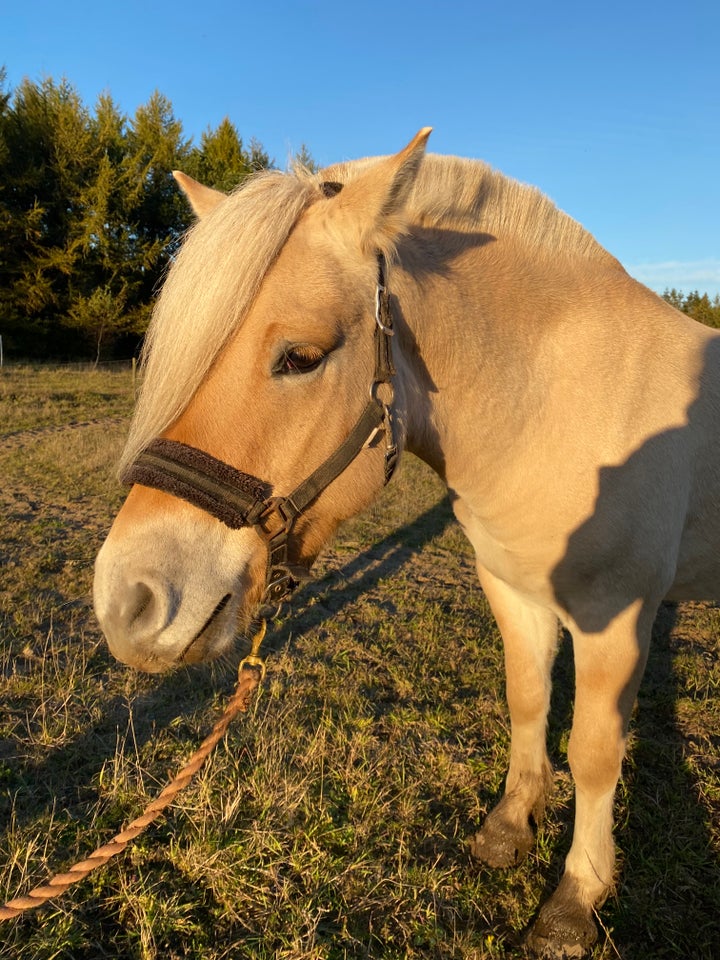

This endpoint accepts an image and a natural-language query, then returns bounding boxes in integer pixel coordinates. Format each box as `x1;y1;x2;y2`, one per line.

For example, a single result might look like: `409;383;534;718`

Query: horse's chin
110;622;238;674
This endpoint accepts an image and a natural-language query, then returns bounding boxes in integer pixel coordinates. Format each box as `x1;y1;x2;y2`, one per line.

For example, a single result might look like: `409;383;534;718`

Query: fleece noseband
122;254;399;609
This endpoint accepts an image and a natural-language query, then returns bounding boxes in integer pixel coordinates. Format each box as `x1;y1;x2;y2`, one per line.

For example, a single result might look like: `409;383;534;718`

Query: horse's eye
276;345;326;375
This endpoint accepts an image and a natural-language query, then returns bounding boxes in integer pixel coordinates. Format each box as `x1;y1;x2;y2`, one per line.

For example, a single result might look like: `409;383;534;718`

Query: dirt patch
0;415;127;452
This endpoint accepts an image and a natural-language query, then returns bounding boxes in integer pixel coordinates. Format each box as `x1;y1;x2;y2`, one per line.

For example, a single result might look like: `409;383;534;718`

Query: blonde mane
121;151;615;472
120;169;321;473
324;152;615;263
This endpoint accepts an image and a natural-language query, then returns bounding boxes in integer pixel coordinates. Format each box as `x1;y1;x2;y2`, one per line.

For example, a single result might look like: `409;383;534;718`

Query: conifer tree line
1;69;718;361
660;288;720;329
0;69;280;361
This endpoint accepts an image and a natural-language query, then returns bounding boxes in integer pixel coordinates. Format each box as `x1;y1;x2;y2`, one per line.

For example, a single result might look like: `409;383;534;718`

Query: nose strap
122;438;269;530
123;394;388;531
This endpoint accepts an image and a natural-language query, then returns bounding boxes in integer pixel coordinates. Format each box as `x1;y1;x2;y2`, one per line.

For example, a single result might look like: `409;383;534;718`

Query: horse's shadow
611;601;720;957
537;336;720;956
536;603;720;959
262;495;458;653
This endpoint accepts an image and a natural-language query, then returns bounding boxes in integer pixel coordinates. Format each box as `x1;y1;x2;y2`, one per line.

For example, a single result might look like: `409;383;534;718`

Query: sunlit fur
96;130;720;959
121;169;319;474
121;152;617;476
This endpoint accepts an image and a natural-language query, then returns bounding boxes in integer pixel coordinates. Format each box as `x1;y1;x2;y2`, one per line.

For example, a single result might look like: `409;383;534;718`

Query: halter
122;254;399;610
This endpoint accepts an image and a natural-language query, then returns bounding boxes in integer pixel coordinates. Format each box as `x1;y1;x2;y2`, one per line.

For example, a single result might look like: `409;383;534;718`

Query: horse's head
94;129;431;672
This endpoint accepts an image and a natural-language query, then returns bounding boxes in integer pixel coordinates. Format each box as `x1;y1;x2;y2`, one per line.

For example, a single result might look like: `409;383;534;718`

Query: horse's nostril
122;579;166;636
129;581;153;624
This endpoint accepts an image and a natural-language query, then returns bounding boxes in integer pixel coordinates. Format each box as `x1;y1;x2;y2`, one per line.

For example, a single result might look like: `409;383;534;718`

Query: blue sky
5;0;719;295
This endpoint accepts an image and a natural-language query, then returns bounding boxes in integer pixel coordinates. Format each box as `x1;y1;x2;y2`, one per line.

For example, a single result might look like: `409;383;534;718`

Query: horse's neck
394;241;558;481
395;235;706;504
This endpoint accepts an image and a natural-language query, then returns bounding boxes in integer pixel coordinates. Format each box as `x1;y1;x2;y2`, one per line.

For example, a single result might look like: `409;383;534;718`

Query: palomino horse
94;129;720;957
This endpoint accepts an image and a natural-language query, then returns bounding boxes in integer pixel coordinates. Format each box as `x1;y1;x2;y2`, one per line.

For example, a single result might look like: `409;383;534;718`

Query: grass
0;365;718;959
0;363;136;434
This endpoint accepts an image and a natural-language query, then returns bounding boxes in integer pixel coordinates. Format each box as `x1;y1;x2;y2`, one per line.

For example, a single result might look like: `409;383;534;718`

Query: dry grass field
0;365;718;959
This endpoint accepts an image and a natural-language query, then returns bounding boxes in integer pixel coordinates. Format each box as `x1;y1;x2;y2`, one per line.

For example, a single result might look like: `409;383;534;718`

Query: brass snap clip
238;618;268;681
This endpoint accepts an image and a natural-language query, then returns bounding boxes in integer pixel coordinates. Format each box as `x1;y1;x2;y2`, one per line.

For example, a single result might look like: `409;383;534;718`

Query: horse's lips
179;593;232;663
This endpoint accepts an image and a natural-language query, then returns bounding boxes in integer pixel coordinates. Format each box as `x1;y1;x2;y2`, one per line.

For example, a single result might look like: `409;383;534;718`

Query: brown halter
122;254;399;610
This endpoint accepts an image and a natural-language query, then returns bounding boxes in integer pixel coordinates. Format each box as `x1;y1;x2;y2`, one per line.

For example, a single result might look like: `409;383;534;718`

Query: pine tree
0;67;17;340
293;142;318;173
663;288;720;330
0;69;280;359
117;91;193;334
188;117;254;193
0;76;96;354
248;137;272;172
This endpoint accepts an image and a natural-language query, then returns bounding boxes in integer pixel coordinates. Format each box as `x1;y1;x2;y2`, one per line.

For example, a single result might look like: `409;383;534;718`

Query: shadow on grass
0;646;222;831
607;603;720;959
532;604;720;959
5;489;716;959
252;495;457;655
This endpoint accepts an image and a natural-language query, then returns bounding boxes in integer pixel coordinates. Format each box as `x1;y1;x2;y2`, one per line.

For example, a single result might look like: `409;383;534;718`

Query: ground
0;365;718;959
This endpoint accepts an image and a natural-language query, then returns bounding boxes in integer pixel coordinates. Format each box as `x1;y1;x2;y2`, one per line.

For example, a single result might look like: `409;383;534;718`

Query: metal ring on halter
370;379;395;406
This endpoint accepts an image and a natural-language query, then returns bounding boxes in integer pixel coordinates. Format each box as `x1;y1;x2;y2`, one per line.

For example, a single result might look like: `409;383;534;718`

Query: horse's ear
173;171;226;218
332;127;432;254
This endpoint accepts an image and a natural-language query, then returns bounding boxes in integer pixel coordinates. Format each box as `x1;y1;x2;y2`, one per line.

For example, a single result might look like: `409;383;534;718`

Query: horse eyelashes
277;345;326;375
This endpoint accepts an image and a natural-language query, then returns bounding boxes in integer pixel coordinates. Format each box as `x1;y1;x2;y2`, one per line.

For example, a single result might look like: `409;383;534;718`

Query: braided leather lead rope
0;628;267;922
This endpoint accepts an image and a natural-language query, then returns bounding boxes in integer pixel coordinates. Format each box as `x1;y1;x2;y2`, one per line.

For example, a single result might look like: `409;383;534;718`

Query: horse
93;129;720;958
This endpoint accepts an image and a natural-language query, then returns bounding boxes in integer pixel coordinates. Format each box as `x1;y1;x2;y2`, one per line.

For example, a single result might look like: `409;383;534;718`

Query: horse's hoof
468;811;534;868
524;894;598;959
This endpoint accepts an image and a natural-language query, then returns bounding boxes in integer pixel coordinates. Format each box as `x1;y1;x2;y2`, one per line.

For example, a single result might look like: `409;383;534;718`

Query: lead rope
0;622;268;921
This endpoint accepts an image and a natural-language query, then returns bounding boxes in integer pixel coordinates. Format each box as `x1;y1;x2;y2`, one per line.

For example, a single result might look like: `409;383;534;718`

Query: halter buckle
256;497;303;607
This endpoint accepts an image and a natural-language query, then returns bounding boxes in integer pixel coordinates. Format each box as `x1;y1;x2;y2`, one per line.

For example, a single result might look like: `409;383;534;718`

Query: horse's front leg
469;565;559;867
526;598;653;958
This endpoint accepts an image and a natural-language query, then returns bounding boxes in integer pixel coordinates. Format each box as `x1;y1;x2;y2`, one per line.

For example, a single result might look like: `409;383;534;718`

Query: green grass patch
0;363;136;433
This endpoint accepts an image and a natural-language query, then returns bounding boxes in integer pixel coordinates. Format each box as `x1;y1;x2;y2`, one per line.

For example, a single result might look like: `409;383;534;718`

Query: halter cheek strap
122;254;399;608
